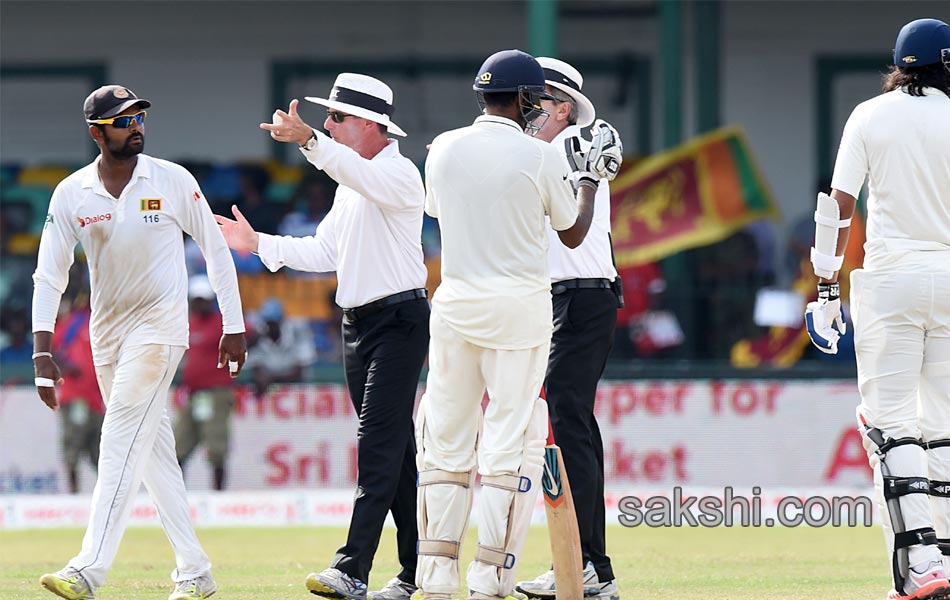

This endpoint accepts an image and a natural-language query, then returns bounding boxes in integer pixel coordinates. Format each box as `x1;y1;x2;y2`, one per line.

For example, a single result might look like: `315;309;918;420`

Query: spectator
246;297;315;397
0;308;33;365
51;293;104;494
277;174;334;238
313;288;345;365
237;165;281;235
694;231;762;358
174;275;239;491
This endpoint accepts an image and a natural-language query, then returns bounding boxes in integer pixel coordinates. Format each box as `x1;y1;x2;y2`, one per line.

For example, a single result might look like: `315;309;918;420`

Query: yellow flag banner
610;127;780;267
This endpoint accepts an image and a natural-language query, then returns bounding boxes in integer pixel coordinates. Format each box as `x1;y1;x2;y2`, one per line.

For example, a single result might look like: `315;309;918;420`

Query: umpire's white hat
537;57;596;128
305;73;407;137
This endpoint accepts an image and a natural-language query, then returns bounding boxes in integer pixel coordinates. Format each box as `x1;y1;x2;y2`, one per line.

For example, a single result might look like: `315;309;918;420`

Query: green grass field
1;525;890;600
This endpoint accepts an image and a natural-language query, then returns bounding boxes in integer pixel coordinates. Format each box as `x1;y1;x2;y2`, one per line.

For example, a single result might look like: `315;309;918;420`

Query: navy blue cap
893;18;950;67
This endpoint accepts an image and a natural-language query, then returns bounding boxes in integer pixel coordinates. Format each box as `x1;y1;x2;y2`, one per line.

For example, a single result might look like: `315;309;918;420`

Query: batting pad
861;426;943;590
468;397;548;597
416;393;477;595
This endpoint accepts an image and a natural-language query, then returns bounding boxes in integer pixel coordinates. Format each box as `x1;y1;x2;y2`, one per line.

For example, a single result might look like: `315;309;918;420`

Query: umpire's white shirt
33;154;245;365
546;125;617;282
831;87;950;271
256;133;427;309
425;115;578;350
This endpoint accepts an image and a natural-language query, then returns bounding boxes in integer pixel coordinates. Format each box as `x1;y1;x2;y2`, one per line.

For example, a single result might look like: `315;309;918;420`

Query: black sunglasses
327;111;355;123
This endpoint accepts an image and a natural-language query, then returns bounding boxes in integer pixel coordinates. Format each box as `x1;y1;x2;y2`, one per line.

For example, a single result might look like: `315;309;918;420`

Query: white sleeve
300;130;424;213
830;105;869;198
423;151;439;218
174;170;245;334
256;205;340;274
32;184;79;333
540;144;579;231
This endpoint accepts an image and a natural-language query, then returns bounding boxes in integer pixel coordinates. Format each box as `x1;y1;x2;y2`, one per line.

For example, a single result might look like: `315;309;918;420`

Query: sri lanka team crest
140;198;162;211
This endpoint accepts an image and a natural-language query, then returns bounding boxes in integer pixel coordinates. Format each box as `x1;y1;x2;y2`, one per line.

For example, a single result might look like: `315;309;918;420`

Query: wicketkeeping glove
805;282;846;354
564;136;599;189
587;119;623;181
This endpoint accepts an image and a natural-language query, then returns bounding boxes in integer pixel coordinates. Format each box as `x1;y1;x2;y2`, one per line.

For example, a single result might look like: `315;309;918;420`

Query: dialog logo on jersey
140;198;162;211
77;213;113;228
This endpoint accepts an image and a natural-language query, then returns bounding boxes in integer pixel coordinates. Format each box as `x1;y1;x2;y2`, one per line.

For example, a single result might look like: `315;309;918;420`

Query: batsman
804;18;950;600
415;49;621;600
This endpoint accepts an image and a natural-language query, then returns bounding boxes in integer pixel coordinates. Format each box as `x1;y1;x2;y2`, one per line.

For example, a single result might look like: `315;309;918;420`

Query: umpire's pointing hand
261;99;313;146
215;205;259;253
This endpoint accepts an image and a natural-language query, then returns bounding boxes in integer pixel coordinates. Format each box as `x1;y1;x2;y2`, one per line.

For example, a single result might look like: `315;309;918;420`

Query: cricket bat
542;443;584;600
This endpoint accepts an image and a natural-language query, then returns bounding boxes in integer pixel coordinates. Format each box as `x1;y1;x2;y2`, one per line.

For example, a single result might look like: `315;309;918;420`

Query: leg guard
926;439;950;574
468;398;548;598
862;424;942;593
416;394;477;597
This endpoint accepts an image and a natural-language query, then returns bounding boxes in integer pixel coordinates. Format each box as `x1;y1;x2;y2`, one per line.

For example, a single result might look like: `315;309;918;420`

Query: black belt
551;278;612;295
343;289;427;322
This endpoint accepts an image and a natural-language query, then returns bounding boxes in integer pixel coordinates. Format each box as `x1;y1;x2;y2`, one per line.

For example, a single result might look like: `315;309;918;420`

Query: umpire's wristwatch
300;135;318;151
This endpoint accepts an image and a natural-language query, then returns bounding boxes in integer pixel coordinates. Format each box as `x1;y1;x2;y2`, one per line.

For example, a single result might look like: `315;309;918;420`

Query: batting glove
805;282;847;354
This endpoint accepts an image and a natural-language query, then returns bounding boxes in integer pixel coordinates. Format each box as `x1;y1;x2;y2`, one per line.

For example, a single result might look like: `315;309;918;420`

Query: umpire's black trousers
546;287;617;582
331;297;430;585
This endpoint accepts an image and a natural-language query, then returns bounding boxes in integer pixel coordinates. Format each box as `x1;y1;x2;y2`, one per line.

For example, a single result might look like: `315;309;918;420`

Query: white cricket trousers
851;266;950;572
68;344;211;588
417;310;549;596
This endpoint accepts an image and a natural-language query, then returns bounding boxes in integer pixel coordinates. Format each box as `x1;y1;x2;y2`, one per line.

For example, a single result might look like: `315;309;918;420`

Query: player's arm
557;185;596;249
177;172;248;377
805;105;866;355
32;186;80;409
816;189;857;284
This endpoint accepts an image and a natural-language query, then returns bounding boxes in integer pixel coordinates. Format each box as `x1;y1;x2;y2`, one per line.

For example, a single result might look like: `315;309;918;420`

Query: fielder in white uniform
416;49;616;600
33;85;246;600
804;19;950;600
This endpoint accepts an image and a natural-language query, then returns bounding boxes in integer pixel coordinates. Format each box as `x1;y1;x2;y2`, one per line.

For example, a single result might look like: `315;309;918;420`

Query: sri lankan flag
610;126;779;267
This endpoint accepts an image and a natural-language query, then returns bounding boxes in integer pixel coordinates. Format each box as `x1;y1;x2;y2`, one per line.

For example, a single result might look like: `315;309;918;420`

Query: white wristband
32;352;53;360
35;377;55;388
228;360;239;373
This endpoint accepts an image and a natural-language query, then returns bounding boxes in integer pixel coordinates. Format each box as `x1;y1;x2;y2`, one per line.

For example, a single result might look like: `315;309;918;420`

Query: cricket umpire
216;74;428;600
516;57;623;600
804;18;950;600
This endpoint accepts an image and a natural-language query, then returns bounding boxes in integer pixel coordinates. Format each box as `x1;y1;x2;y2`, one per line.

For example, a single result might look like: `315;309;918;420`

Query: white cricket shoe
370;577;418;600
885;561;950;600
39;567;95;600
169;573;217;600
306;567;368;599
515;562;598;599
